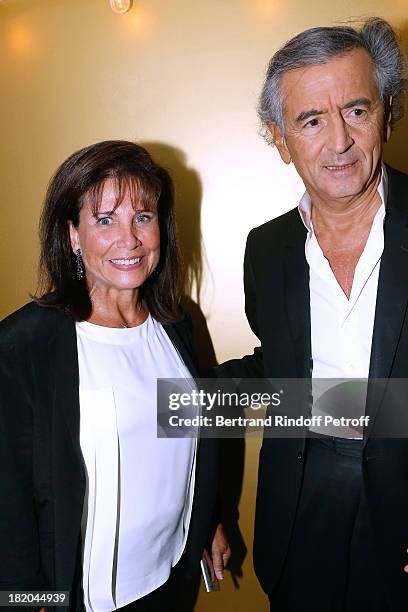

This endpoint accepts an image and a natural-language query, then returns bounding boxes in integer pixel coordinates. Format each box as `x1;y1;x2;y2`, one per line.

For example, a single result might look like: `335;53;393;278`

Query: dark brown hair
37;140;182;322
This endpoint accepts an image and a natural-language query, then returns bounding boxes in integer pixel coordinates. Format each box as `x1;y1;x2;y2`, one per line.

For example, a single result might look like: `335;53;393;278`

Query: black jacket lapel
163;316;199;378
366;167;408;428
283;212;312;379
48;312;85;594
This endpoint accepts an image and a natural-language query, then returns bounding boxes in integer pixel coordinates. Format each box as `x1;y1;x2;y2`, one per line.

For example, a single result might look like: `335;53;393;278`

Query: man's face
270;48;392;204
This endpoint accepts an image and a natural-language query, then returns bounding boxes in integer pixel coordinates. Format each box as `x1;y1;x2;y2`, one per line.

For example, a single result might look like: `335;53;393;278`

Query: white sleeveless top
76;315;197;612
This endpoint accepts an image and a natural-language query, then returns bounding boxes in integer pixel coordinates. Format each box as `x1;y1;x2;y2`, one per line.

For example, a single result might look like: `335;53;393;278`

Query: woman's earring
76;249;84;280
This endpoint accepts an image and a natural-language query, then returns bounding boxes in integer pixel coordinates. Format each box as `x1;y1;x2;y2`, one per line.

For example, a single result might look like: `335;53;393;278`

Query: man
220;18;407;611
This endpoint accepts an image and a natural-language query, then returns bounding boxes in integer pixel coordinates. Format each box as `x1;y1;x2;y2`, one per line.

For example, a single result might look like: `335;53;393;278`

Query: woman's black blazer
0;301;218;611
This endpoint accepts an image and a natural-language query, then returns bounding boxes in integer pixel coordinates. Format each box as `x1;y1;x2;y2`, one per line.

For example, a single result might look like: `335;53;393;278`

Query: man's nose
116;224;141;249
327;115;354;154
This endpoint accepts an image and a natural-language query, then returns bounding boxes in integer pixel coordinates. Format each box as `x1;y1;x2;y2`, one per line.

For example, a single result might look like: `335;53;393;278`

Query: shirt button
297;451;303;461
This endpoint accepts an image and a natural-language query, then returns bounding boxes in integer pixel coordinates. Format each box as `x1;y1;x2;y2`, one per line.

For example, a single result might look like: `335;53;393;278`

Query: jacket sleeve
214;229;264;378
0;323;48;594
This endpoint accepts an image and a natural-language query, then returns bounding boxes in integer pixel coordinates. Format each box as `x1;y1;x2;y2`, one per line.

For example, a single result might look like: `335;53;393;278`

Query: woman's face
69;178;160;296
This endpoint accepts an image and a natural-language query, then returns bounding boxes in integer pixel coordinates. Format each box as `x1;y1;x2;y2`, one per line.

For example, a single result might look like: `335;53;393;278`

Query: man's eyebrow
295;98;374;123
342;97;372;110
295;109;324;123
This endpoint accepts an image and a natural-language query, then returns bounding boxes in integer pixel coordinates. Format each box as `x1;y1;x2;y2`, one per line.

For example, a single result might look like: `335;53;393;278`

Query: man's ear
384;95;393;143
267;122;291;164
68;221;80;253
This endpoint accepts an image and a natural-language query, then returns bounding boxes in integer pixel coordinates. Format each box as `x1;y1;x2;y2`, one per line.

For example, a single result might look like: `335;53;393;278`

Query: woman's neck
87;286;148;328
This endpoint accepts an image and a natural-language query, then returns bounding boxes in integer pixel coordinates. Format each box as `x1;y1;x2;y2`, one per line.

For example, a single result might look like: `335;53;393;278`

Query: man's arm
215;229;263;379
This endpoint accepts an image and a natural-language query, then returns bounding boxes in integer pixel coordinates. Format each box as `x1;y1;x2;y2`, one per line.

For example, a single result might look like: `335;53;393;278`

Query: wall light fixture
110;0;132;14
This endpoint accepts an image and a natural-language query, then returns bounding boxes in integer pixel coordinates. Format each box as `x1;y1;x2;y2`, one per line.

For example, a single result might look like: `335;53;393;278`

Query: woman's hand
211;522;231;580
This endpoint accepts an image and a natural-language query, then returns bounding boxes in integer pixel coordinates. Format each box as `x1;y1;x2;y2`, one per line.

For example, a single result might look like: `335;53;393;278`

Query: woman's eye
97;217;113;226
135;213;152;223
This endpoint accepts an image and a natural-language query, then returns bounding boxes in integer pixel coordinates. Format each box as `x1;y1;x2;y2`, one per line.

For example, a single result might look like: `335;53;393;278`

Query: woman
0;141;229;611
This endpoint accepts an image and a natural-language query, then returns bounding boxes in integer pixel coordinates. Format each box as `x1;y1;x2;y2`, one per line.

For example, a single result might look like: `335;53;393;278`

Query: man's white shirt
298;165;388;437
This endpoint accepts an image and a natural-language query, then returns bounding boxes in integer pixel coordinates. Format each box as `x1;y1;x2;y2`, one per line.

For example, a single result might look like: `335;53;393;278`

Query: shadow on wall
140;143;203;301
383;20;408;173
140;141;216;371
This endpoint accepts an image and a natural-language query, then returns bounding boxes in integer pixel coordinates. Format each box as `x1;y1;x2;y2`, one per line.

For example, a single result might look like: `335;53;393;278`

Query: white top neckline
76;314;152;345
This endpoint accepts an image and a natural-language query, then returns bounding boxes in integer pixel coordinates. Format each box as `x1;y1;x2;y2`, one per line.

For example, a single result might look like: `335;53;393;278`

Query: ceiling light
110;0;132;14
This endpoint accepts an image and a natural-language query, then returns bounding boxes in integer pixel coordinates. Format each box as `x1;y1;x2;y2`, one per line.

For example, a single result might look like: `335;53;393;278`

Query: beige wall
1;1;407;610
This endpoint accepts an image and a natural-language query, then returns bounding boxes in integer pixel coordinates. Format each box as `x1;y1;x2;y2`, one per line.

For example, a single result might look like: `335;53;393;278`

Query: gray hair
258;18;407;144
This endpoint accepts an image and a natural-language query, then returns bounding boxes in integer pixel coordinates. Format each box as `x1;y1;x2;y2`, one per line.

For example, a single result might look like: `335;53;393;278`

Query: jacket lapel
283;212;312;379
163;318;199;378
48;312;85;592
366;167;408;427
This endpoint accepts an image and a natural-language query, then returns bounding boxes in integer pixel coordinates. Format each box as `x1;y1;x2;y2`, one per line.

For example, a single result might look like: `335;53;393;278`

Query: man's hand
211;522;231;580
